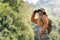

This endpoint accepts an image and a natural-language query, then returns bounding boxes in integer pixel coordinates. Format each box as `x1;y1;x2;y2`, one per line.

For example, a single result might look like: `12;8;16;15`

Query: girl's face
38;11;43;16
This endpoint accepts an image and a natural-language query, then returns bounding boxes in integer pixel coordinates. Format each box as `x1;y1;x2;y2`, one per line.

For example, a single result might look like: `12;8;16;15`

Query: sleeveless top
37;16;48;34
37;27;48;34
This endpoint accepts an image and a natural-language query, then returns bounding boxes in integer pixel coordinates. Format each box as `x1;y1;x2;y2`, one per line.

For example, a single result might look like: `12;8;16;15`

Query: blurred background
0;0;60;40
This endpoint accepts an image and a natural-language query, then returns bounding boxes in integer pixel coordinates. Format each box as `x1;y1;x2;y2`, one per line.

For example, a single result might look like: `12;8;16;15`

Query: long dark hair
43;12;47;17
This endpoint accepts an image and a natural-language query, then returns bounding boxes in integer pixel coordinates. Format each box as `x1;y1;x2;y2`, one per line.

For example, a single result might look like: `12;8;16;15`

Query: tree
0;0;34;40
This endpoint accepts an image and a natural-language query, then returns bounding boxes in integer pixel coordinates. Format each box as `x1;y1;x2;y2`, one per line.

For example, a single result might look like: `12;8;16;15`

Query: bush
0;1;34;40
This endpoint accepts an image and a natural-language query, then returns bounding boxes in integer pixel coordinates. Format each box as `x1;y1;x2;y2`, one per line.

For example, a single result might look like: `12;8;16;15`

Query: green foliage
0;0;34;40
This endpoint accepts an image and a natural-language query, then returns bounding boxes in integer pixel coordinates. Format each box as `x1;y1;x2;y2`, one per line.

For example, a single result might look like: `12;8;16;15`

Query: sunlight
44;0;47;1
59;0;60;1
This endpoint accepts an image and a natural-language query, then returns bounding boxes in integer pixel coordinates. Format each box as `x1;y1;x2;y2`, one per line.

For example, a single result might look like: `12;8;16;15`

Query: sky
23;0;60;4
23;0;39;4
23;0;60;17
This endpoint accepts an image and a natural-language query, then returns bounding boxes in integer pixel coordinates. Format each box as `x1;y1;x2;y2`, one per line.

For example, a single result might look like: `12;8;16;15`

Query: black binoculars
33;9;42;13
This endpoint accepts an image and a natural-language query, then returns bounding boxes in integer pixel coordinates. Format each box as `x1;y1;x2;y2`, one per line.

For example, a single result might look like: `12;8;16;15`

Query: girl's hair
38;9;48;17
43;12;47;17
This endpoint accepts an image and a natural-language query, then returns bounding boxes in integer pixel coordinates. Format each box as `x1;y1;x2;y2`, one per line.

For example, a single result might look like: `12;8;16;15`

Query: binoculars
33;9;42;13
